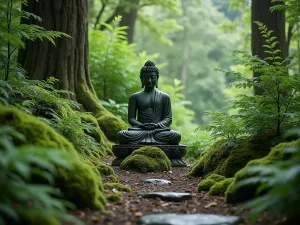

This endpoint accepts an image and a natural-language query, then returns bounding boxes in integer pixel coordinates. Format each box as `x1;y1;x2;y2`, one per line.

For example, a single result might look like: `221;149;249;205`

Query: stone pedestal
112;144;187;167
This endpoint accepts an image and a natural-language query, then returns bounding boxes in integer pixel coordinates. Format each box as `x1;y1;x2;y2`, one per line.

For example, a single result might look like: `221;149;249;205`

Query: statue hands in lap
117;60;181;145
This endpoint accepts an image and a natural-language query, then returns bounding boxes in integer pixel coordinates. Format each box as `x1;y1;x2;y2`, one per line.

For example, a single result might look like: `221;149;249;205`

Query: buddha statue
117;60;181;145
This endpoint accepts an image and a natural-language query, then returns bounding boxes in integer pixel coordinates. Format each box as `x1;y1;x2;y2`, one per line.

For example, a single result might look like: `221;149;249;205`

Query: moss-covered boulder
225;139;300;203
188;137;274;178
80;113;113;155
120;146;171;173
96;114;127;143
197;179;216;192
209;178;235;196
76;83;128;142
197;174;226;192
0;106;105;209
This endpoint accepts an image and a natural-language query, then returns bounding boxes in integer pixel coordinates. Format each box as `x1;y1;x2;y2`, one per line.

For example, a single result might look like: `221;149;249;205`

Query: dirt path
70;157;276;225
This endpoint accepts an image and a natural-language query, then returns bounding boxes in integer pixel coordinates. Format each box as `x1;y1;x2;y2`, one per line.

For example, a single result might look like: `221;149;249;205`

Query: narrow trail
71;157;275;225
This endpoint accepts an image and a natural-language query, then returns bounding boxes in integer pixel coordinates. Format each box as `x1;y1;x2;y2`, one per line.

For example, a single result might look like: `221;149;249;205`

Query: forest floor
70;156;281;225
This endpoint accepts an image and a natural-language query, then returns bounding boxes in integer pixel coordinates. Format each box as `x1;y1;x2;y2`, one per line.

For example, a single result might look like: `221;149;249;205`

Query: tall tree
18;0;127;142
94;0;181;44
251;0;286;95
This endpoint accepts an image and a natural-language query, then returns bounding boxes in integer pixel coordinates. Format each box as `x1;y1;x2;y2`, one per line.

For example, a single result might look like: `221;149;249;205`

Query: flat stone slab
143;179;171;184
138;192;192;202
138;213;241;225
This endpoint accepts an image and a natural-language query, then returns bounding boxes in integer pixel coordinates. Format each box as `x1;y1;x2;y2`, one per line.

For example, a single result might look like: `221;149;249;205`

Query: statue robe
117;90;181;145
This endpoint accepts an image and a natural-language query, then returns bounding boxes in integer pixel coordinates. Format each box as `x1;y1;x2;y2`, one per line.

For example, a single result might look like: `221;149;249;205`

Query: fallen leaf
135;212;143;218
205;202;218;208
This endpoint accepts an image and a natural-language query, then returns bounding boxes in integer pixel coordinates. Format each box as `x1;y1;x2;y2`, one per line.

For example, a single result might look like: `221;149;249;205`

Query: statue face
141;71;158;89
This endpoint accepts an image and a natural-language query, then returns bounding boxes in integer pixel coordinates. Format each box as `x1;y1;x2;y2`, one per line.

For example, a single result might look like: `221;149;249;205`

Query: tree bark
98;0;139;43
251;0;286;95
18;0;127;142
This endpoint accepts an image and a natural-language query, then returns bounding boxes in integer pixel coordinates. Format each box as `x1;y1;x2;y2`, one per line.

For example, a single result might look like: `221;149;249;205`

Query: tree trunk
251;0;286;95
119;7;138;43
18;0;127;142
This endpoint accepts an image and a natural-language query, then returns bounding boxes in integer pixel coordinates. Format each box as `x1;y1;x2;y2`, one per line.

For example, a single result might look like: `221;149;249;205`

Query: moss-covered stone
106;192;122;202
80;113;113;155
56;159;105;210
209;178;235;196
120;146;171;173
76;82;128;142
96;114;127;143
188;137;274;178
225;139;300;203
205;174;226;182
104;183;132;192
0;106;106;210
197;179;216;192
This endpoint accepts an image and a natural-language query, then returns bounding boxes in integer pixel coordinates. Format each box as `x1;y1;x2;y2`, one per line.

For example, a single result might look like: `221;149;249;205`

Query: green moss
96;114;127;143
225;138;300;203
120;146;171;173
197;179;216;192
0;106;106;210
188;137;273;178
76;82;128;143
56;159;106;210
0;105;77;154
208;178;235;196
106;192;122;202
18;210;60;225
205;174;226;182
104;183;131;192
80;113;113;155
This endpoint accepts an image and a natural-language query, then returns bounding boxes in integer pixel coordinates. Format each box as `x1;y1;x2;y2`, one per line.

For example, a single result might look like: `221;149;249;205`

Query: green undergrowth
197;174;226;192
0;105;106;210
120;146;171;173
188;136;275;178
76;82;128;143
208;178;235;196
225;138;300;203
104;183;132;192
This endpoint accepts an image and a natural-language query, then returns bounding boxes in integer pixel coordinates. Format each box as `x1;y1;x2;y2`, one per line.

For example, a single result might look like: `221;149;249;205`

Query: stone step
138;192;192;202
143;179;171;184
138;213;241;225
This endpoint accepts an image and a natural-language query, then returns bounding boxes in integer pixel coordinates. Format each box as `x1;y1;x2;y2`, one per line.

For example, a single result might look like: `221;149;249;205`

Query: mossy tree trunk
251;0;286;95
18;0;127;142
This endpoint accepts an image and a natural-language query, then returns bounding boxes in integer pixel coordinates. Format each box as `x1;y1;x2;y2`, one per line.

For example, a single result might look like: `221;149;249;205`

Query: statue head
140;60;159;88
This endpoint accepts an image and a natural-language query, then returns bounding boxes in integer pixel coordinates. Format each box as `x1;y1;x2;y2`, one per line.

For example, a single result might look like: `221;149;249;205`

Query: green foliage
89;15;158;103
184;129;213;162
201;110;246;145
0;0;69;81
100;99;128;122
159;78;195;130
216;22;300;137
271;0;300;24
236;136;300;221
0;126;81;225
1;75;105;155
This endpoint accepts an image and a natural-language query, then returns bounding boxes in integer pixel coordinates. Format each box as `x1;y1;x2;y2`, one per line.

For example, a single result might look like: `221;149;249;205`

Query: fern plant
0;126;81;225
201;110;246;146
100;99;128;122
216;22;300;138
0;0;69;81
